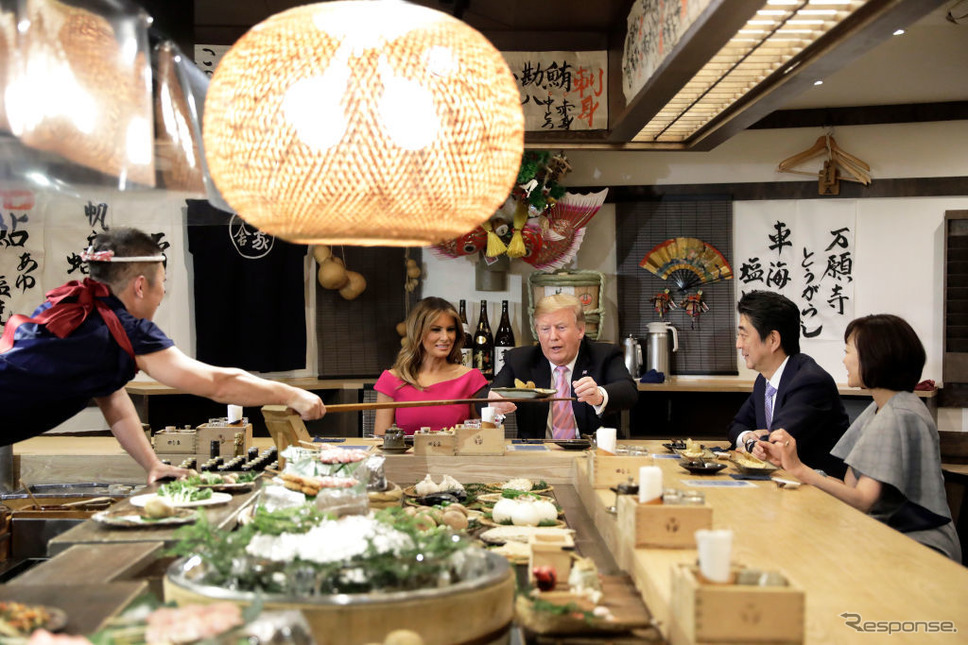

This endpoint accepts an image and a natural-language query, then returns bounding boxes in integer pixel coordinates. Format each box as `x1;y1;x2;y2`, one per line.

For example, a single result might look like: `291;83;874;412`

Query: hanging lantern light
202;1;525;246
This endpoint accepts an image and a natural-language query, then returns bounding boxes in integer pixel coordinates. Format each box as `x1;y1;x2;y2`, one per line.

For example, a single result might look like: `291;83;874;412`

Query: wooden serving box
670;565;804;644
196;421;252;462
153;429;196;454
413;432;456;456
528;531;574;587
455;424;505;455
587;452;655;488
617;496;713;548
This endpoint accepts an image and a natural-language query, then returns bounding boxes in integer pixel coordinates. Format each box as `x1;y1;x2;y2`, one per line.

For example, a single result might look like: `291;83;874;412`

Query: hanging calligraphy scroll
503;51;607;131
622;0;713;102
734;201;856;341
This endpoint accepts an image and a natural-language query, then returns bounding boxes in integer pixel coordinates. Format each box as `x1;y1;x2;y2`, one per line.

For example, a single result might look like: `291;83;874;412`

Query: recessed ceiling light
814;79;824;86
893;28;905;35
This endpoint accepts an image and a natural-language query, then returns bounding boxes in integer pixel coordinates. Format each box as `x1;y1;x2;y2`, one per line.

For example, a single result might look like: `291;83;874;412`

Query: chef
0;227;325;483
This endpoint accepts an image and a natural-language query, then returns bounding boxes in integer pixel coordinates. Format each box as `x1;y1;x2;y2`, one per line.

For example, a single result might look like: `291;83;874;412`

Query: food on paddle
514;378;536;389
0;602;52;637
279;472;357;496
533;565;557;591
144;495;177;519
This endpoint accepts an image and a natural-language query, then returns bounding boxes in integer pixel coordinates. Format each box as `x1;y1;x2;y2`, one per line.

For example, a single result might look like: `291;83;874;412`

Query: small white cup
695;529;734;583
638;465;663;503
596;427;617;453
482;406;497;423
227;404;243;424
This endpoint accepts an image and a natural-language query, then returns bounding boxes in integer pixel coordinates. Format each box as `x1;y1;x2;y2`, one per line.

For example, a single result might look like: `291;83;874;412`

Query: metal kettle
623;335;643;377
645;322;679;375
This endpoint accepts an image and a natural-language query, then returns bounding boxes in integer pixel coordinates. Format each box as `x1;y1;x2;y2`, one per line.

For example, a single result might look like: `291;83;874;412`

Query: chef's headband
80;248;166;263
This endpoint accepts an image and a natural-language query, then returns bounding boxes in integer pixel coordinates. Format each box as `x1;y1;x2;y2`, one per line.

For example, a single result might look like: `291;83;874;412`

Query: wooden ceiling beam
684;0;948;151
604;0;765;144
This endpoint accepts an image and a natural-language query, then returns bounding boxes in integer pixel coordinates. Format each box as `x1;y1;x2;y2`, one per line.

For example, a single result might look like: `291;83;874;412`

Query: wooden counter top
637;375;937;398
575;441;968;644
9;438;967;643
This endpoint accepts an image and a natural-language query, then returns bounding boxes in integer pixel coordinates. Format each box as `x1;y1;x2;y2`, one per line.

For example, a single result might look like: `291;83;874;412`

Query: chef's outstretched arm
137;346;326;420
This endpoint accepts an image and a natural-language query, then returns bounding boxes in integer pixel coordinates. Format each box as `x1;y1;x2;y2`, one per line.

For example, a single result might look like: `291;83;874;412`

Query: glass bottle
473;300;494;377
494;300;515;376
458;299;473;367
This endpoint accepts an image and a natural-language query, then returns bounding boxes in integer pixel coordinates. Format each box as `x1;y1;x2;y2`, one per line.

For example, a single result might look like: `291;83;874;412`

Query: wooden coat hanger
777;133;871;189
777;135;829;173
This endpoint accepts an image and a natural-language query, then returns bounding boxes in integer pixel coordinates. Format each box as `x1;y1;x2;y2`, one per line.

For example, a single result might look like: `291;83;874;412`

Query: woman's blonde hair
392;297;464;388
534;293;585;325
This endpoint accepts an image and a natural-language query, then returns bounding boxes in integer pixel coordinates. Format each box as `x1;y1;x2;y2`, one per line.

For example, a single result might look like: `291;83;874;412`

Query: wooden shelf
636;375;937;398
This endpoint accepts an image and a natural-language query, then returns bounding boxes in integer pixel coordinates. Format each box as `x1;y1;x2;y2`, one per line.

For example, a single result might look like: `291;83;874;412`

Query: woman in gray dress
760;314;961;561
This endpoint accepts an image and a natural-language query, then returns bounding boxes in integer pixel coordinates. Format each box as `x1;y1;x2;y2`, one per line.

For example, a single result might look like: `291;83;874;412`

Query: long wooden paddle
321;396;575;414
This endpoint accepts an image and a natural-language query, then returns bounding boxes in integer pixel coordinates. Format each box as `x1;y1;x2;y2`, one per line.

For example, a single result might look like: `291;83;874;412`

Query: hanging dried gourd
314;245;367;299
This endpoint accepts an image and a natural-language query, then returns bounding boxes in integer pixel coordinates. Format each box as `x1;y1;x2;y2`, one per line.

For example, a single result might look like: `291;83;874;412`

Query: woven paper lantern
203;1;525;246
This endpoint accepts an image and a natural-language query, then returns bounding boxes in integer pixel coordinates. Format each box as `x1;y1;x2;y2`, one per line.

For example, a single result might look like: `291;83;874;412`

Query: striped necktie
552;365;577;440
764;382;777;430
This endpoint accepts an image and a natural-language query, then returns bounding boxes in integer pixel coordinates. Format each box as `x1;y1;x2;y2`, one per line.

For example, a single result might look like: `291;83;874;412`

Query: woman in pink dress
374;297;488;435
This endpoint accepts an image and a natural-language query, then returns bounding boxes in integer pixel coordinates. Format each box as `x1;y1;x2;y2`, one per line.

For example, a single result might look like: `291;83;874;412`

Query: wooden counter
8;437;967;644
575;441;968;644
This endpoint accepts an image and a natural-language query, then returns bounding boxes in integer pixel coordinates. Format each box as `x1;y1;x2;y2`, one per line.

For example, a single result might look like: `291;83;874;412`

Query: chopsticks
20;479;42;508
323;396;575;414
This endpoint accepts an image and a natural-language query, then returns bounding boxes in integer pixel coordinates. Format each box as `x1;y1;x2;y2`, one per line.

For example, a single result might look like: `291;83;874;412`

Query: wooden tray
515;575;655;636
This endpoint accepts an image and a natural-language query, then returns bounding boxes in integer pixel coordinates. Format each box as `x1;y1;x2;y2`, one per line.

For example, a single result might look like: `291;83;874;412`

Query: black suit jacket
728;352;848;478
491;339;638;440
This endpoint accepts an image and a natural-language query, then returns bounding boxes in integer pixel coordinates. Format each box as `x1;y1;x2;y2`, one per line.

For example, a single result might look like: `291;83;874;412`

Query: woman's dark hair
845;314;925;392
736;290;801;356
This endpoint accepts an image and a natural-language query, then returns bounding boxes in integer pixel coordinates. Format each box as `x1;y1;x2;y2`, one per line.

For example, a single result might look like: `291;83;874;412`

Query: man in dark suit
728;290;848;478
489;294;638;439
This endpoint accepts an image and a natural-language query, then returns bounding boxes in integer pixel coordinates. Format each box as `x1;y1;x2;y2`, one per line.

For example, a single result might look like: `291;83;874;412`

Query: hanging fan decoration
431;151;607;269
639;237;733;292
